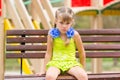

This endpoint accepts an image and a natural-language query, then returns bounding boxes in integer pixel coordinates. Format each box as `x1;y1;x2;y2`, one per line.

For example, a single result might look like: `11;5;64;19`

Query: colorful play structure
0;0;120;80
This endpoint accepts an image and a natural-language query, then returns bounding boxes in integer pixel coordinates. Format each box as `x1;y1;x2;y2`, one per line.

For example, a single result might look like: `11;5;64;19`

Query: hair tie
49;28;60;38
66;27;75;38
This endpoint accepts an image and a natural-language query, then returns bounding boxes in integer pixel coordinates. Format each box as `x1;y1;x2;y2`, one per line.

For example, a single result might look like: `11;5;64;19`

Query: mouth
62;29;67;32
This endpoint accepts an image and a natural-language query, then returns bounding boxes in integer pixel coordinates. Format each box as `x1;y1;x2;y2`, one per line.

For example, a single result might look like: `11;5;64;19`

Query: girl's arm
74;31;86;69
43;34;53;73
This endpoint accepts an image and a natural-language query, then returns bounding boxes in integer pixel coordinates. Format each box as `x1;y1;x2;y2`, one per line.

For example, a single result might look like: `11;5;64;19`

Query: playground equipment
4;0;55;74
74;0;120;16
71;0;113;7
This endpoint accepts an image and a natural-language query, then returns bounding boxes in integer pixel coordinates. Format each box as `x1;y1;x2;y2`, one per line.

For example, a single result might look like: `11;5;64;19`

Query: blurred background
4;0;120;75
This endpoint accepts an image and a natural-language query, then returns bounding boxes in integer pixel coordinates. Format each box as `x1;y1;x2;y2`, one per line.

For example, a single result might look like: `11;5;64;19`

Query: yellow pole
0;0;4;80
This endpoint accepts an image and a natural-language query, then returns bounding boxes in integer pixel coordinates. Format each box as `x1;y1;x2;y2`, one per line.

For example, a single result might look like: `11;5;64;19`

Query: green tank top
52;37;76;61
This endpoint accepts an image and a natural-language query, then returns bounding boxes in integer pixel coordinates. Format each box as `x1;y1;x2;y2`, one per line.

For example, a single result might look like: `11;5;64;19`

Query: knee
46;73;57;80
77;73;88;80
82;73;88;80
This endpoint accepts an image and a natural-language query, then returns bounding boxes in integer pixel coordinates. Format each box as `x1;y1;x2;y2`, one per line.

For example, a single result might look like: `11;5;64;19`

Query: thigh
46;66;60;77
67;66;88;80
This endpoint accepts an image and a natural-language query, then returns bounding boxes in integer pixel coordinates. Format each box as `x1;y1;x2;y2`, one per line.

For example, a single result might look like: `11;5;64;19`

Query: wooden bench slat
6;45;47;51
7;36;120;43
7;30;48;35
84;44;120;50
6;53;45;58
5;73;120;80
6;44;120;51
86;52;120;58
77;29;120;35
82;36;120;42
7;29;120;35
7;37;47;43
6;52;120;58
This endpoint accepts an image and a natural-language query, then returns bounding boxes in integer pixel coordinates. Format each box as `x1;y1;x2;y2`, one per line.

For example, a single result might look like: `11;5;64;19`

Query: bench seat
5;73;120;80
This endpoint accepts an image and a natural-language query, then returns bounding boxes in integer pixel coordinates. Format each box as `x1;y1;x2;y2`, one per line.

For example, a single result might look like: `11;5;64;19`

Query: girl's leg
67;66;88;80
46;66;60;80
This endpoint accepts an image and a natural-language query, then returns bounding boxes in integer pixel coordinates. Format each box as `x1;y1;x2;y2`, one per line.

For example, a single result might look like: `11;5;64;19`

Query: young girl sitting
38;6;88;80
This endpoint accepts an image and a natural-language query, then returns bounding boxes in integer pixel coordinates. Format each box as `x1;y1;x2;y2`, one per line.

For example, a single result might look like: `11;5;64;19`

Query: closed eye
67;22;70;24
60;22;63;24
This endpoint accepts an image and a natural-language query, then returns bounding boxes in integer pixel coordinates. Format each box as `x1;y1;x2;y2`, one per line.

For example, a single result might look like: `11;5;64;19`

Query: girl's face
55;18;73;34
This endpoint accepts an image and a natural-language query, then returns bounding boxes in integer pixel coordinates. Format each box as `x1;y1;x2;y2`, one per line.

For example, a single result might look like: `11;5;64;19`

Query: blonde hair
55;7;74;46
55;7;74;24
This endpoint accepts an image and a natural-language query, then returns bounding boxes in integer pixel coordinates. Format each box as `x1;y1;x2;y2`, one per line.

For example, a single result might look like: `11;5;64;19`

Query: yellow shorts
46;60;83;74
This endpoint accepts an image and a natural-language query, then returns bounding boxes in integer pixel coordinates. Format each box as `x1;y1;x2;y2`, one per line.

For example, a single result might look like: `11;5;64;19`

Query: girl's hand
36;71;45;76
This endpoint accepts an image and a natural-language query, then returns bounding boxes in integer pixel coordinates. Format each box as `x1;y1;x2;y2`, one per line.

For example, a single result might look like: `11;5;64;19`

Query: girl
39;6;88;80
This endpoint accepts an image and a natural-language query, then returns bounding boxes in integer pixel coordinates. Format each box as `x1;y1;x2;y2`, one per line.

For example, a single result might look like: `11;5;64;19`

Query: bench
5;29;120;80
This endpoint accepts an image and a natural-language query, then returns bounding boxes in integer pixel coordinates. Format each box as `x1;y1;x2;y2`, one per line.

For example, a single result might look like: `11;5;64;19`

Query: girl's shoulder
73;30;81;39
74;30;79;36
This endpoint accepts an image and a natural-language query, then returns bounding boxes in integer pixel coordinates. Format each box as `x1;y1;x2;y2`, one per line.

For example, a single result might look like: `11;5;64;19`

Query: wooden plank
32;0;51;29
6;51;120;58
7;36;120;43
64;0;71;7
31;1;40;23
7;37;47;43
6;29;120;35
6;44;120;51
6;45;47;51
5;0;24;29
85;52;120;58
84;44;120;50
81;36;120;42
77;29;120;35
7;30;48;35
41;0;55;25
5;73;120;80
0;0;4;79
14;0;34;29
91;0;103;7
6;53;45;58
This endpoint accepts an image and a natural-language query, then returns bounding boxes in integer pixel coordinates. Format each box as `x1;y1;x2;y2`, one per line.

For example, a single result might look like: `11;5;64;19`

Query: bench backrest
6;29;120;59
